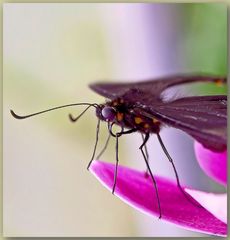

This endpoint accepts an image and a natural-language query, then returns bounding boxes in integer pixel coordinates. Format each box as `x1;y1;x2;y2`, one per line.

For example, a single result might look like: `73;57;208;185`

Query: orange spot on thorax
135;117;143;124
117;112;124;121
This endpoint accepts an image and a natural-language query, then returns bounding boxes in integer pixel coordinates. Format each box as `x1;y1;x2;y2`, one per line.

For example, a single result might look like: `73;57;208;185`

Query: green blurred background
3;3;226;237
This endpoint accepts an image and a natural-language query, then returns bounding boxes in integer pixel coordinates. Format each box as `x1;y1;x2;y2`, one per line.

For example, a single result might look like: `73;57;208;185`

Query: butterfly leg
109;124;137;194
96;133;111;159
112;132;120;194
140;133;162;219
108;122;137;137
87;118;101;170
156;133;201;207
141;133;150;178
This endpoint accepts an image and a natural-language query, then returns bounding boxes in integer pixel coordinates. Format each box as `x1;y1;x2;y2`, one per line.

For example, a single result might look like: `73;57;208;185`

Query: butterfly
11;74;227;218
90;75;227;151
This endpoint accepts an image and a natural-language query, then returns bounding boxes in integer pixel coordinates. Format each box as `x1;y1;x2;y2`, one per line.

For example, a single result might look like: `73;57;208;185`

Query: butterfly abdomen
131;114;161;133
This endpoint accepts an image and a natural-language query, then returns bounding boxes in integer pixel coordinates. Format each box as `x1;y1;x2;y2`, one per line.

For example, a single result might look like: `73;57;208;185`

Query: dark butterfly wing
135;95;227;151
90;75;227;151
89;75;226;100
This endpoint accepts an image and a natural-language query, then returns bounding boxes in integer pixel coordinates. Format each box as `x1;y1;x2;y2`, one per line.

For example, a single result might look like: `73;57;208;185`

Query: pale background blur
3;3;226;237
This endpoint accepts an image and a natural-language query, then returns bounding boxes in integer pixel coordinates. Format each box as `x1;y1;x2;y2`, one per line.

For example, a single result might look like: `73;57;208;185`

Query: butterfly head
96;104;117;122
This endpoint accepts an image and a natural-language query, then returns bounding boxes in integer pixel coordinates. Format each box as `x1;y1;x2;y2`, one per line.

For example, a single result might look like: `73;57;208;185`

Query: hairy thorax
97;98;161;134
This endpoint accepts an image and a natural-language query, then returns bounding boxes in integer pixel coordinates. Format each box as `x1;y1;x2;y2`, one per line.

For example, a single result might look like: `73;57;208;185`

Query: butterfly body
96;97;162;134
90;75;227;151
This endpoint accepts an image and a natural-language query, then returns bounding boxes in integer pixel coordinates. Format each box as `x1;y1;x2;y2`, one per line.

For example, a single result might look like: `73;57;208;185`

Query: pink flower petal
185;189;227;224
194;142;227;186
89;160;227;236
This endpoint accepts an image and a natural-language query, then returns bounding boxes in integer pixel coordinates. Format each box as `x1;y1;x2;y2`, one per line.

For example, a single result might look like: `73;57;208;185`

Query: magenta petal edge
89;160;227;237
194;141;227;186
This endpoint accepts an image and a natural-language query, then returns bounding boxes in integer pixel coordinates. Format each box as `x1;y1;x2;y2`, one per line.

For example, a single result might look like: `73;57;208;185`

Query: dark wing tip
88;81;120;99
88;81;108;90
88;82;105;94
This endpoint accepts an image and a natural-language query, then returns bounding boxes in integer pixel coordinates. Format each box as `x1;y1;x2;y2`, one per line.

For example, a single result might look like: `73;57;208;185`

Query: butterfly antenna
156;133;202;208
69;105;92;122
10;103;99;120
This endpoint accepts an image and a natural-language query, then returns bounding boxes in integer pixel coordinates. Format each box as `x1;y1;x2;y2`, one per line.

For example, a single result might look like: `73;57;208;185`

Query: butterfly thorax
96;98;161;134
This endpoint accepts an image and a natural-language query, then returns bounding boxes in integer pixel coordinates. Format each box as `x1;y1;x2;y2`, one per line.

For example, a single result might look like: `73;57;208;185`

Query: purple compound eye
101;107;116;121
